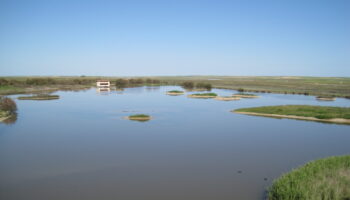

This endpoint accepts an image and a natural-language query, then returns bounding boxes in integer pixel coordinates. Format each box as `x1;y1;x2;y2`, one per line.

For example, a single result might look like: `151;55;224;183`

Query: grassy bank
234;105;350;120
268;155;350;200
18;94;60;100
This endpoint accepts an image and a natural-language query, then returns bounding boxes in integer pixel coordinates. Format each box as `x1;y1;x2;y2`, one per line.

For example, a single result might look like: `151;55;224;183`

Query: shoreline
232;94;259;98
233;111;350;124
0;114;13;122
187;94;217;99
215;96;240;101
166;92;184;96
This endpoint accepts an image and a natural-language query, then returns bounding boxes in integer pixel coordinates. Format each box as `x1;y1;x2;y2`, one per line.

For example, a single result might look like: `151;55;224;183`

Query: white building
96;80;110;88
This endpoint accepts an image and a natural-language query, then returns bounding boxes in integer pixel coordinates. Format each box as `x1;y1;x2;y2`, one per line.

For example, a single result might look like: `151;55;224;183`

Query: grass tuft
269;155;350;200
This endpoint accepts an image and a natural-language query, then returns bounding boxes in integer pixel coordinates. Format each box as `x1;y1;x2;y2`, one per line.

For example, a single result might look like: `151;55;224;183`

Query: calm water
1;86;350;200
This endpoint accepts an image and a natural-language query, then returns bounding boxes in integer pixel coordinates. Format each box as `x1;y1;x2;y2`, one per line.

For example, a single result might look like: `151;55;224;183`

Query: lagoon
1;86;350;200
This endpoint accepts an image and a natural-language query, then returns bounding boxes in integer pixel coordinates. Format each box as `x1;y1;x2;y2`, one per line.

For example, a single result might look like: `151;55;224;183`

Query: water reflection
145;86;160;91
96;87;110;94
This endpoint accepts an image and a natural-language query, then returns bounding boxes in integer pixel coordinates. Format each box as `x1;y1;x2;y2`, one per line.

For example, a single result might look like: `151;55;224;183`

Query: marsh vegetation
127;114;152;121
233;93;259;98
268;155;350;200
0;97;17;122
1;76;350;98
153;76;350;98
166;90;185;95
188;92;218;98
234;105;350;124
18;94;60;100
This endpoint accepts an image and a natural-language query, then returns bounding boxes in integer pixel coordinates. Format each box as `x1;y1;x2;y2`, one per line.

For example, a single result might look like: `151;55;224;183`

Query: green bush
196;83;212;90
115;79;128;88
182;81;195;89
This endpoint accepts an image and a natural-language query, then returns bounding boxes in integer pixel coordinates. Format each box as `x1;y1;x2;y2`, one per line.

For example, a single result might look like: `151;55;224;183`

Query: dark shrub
0;97;17;114
25;78;56;85
152;79;160;84
0;78;9;86
115;79;128;88
73;79;82;84
129;78;143;85
237;88;244;92
182;81;194;89
196;83;212;90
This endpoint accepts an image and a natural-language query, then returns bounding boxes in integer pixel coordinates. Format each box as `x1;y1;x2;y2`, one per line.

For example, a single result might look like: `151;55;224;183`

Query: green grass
191;93;217;96
128;114;151;122
235;105;350;119
269;155;350;200
0;110;10;118
18;94;60;100
129;114;150;118
167;90;184;93
0;86;26;95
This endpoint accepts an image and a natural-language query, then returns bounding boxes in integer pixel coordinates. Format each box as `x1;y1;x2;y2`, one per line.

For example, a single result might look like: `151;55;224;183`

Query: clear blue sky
0;0;349;76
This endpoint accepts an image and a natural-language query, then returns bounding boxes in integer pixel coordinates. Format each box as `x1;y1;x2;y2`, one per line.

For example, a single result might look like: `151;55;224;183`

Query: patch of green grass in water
129;114;150;118
192;93;217;97
167;90;184;93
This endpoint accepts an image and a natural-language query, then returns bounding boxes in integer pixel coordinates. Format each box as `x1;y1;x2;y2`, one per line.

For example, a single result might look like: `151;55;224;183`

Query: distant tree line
115;78;161;88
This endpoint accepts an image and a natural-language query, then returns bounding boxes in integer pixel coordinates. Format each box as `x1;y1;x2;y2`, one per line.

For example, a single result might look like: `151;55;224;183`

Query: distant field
1;76;350;98
153;76;350;98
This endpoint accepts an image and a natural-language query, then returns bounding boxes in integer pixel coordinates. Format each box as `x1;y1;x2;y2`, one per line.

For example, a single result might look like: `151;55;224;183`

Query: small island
166;90;185;96
233;105;350;124
18;94;60;100
316;96;336;101
268;155;350;200
232;93;259;98
126;114;152;122
214;96;240;101
188;93;218;99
